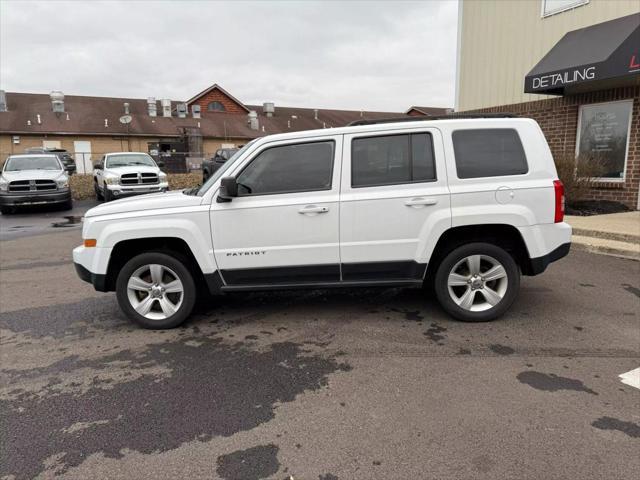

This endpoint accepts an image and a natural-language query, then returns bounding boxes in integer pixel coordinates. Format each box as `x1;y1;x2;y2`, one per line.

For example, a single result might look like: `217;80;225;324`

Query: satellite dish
119;115;132;124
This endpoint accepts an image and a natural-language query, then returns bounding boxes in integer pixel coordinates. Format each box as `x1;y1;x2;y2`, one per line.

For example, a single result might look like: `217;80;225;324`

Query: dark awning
524;12;640;95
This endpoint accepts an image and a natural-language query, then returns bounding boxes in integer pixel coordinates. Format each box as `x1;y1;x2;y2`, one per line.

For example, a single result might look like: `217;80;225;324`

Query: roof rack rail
348;113;517;127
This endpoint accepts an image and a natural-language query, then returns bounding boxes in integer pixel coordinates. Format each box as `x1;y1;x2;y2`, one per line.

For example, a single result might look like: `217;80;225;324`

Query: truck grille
120;173;159;185
8;179;57;192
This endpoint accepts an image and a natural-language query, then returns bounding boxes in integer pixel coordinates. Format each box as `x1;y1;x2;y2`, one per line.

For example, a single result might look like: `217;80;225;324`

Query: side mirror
93;163;103;170
156;160;165;168
65;165;75;175
217;176;238;202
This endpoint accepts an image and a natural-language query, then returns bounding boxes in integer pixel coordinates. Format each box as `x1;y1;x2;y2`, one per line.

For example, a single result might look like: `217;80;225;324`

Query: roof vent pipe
314;109;318;120
161;99;171;117
36;114;41;124
0;90;7;112
123;102;130;115
50;91;64;113
263;102;275;117
248;110;259;130
147;97;157;117
104;118;108;127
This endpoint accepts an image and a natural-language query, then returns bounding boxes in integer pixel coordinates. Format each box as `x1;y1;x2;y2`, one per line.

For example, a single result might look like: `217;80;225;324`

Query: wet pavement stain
591;417;640;438
0;337;350;479
51;215;83;228
579;283;595;288
621;284;640;299
516;371;598;395
216;444;280;480
391;307;424;322
489;344;515;356
574;326;584;331
319;474;339;480
423;323;447;344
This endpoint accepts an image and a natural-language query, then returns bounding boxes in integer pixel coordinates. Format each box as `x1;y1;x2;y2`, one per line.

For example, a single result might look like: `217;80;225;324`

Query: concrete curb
572;227;640;244
572;235;640;261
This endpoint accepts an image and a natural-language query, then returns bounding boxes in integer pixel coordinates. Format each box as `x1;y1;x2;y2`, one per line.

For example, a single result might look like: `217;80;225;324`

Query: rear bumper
0;189;71;206
525;242;571;276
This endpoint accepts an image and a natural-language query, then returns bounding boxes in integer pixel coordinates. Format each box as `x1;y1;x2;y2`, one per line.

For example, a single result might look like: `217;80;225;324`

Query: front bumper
106;182;169;198
0;189;71;206
73;244;113;291
74;262;108;291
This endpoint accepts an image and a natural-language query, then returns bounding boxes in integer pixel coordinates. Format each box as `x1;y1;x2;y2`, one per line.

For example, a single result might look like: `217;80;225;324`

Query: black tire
0;206;13;215
103;188;113;202
433;242;520;322
60;199;73;211
95;181;104;201
115;252;197;329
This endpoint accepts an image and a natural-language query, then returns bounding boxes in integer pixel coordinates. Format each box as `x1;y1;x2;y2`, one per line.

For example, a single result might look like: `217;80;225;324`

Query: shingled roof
0;92;407;140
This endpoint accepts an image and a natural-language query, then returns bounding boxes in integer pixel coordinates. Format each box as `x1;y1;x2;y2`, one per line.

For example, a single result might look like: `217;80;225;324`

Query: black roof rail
348;113;517;127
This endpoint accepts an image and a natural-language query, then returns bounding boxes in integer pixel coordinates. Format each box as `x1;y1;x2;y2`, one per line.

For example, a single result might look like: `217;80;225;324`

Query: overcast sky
0;0;458;112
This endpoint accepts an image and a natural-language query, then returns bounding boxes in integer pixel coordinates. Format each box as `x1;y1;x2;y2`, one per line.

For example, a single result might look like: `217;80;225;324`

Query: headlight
159;172;167;181
0;177;7;192
104;176;119;185
56;175;69;188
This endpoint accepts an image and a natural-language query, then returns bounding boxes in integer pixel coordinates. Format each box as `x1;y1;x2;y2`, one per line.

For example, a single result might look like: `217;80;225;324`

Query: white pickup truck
93;152;168;202
74;116;571;329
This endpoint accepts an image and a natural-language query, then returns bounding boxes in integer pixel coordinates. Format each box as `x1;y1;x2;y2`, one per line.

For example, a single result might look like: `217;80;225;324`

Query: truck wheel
0;206;13;215
434;242;519;322
103;188;113;202
61;199;73;211
95;182;104;201
116;252;197;329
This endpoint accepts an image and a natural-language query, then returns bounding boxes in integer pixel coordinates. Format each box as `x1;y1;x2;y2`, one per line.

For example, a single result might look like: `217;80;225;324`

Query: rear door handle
404;197;438;207
298;205;329;214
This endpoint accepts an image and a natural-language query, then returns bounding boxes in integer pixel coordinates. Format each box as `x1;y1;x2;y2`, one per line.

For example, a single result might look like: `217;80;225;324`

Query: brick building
456;0;639;209
0;84;448;174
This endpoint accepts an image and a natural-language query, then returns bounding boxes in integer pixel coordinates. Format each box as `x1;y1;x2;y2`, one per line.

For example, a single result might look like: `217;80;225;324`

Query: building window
541;0;589;17
576;100;633;181
208;101;226;112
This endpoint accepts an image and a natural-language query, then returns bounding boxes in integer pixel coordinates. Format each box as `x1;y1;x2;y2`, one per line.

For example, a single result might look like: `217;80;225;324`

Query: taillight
553;180;565;223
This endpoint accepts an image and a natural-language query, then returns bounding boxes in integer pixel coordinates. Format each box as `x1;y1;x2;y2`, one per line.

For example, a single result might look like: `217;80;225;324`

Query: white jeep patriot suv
74;116;571;329
93;152;168;202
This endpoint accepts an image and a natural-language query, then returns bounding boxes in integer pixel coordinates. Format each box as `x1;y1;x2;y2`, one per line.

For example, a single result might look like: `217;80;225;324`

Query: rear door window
452;129;528;179
351;133;436;188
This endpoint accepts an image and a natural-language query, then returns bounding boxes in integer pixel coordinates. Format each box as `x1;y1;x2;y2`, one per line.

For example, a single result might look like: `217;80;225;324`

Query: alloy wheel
447;254;508;312
126;264;184;320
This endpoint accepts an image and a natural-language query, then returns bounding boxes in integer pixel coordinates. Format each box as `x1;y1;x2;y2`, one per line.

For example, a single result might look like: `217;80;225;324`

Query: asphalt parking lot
0;212;639;480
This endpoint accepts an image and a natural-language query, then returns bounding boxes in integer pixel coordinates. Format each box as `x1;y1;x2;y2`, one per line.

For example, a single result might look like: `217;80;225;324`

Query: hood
2;170;65;181
84;190;203;218
106;165;160;175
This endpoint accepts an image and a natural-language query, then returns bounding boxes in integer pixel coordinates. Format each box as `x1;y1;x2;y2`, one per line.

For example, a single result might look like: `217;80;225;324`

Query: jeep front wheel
434;242;519;322
115;252;197;329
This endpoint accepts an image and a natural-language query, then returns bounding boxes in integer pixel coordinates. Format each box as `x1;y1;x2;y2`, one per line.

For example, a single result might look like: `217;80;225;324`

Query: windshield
196;140;257;196
4;156;62;172
106;154;156;168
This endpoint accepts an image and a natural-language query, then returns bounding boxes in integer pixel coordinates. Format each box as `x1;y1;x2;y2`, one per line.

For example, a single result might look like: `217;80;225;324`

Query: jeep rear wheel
434;242;519;322
115;252;197;329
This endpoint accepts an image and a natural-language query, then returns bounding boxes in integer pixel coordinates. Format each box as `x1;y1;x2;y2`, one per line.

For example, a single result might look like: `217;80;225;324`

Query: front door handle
298;205;329;215
404;197;438;207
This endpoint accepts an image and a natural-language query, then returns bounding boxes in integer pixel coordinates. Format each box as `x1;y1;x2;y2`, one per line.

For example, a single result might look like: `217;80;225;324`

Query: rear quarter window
452;128;528;179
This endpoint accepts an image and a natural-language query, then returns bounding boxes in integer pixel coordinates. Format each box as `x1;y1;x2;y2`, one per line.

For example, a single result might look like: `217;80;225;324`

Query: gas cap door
495;186;514;204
